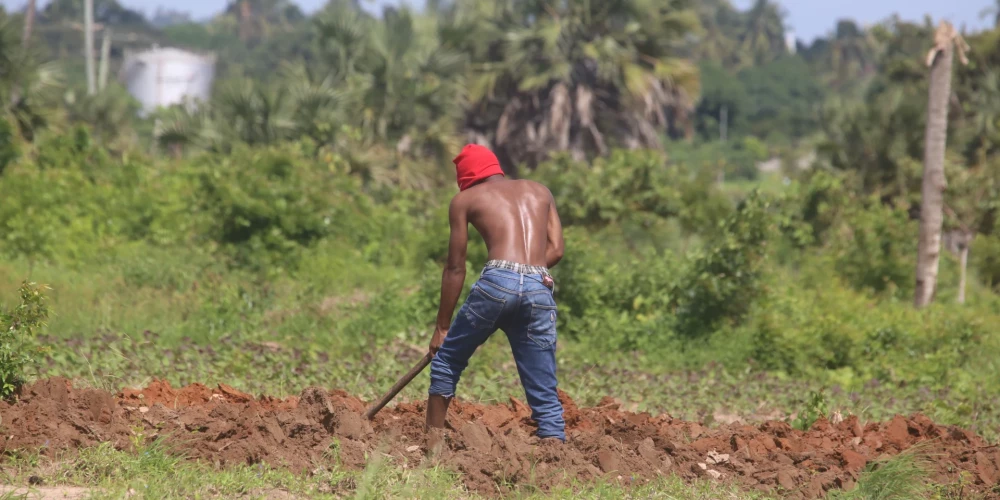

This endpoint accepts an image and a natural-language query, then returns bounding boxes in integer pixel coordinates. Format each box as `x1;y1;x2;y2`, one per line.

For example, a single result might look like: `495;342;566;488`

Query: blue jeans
429;267;565;441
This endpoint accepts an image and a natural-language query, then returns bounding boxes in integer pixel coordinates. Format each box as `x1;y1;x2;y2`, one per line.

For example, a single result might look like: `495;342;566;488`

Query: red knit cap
453;144;504;191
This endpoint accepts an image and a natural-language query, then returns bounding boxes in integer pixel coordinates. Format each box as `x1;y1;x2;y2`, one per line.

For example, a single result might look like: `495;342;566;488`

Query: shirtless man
426;144;566;443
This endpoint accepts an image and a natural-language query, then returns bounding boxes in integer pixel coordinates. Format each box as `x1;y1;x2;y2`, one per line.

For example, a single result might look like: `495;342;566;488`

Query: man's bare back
457;177;564;269
430;175;564;356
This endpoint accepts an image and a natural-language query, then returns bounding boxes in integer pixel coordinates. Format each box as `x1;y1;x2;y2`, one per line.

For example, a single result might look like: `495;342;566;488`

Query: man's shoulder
449;190;470;209
512;178;552;195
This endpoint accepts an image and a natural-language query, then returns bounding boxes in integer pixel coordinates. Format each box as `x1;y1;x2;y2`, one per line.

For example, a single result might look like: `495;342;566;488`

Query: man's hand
429;325;448;356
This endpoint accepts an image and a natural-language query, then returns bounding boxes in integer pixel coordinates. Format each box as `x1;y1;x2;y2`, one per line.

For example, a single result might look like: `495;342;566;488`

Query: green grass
1;437;987;499
0;437;780;500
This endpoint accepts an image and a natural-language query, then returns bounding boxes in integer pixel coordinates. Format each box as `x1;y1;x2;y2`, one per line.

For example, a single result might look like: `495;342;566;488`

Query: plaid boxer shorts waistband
482;259;551;277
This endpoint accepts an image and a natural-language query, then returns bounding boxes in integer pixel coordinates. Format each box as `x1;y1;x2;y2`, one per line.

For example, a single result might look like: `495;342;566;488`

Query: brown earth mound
2;378;998;498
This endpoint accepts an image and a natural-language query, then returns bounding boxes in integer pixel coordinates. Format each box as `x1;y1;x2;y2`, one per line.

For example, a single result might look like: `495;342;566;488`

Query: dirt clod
597;449;621;473
1;378;997;498
840;449;868;474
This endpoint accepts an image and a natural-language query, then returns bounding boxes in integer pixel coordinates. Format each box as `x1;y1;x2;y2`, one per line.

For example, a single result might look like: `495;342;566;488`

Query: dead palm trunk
84;0;96;95
21;0;36;47
914;21;968;309
10;0;37;106
240;0;253;43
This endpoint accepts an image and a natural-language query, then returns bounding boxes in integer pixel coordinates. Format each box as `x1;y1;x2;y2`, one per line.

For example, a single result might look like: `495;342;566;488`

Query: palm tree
62;83;141;149
691;0;745;68
739;0;786;66
0;17;63;141
315;6;467;160
915;20;969;309
281;61;346;148
817;91;925;200
456;0;702;172
153;104;213;156
153;78;297;155
221;0;305;42
313;4;369;77
825;20;877;88
156;5;462;188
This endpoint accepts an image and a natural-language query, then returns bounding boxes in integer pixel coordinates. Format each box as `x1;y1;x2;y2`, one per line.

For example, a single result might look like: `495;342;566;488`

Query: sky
0;0;993;43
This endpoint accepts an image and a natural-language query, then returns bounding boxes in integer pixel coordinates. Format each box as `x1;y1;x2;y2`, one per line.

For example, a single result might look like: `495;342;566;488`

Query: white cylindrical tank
120;46;216;116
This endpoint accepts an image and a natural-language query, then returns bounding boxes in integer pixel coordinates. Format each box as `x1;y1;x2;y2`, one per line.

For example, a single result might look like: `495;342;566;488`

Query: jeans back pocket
527;300;558;349
464;284;506;328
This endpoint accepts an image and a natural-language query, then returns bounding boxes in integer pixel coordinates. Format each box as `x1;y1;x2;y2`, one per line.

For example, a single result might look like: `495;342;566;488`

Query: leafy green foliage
833;200;916;297
670;190;773;337
666;138;769;182
974;234;1000;291
694;60;751;141
530;149;733;233
550;227;679;351
190;144;353;270
784;170;851;246
737;56;826;144
791;391;828;431
0;281;49;398
449;0;701;168
0;116;20;174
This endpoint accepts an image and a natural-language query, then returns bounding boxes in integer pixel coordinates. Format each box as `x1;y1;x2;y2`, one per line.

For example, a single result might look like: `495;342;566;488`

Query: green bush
0;116;20;175
665;139;768;182
670;190;774;337
191;144;347;270
0;281;50;398
742;256;998;393
833;199;916;297
551;227;679;350
788;169;852;246
973;234;1000;291
529;149;733;233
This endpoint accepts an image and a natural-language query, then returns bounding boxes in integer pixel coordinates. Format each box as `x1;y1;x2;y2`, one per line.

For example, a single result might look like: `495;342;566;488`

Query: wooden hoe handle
364;353;433;420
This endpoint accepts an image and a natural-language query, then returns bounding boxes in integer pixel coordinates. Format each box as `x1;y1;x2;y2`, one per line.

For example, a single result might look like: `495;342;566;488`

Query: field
1;376;997;499
4;1;1000;496
1;148;1000;498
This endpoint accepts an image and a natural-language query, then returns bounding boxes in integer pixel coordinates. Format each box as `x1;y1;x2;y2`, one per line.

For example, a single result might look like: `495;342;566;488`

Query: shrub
552;227;679;350
190;143;369;271
0;281;50;398
0;116;20;175
973;234;1000;291
529;149;732;233
670;190;773;337
833;199;916;298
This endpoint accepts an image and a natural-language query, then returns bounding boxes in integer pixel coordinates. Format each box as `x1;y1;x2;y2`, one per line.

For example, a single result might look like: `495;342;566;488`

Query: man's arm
544;191;564;269
430;196;469;354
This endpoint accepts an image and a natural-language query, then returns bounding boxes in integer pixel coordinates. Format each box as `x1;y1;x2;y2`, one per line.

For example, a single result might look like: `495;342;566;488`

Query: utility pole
720;105;728;143
718;105;728;185
84;0;96;95
99;27;112;91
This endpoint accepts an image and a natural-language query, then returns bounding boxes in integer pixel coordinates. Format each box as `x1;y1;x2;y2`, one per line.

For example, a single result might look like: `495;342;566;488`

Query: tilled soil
1;377;998;498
